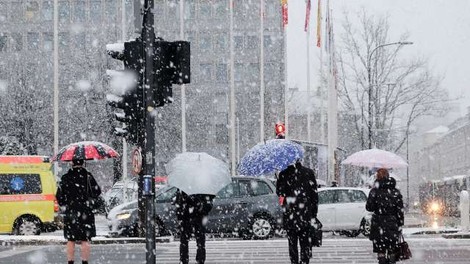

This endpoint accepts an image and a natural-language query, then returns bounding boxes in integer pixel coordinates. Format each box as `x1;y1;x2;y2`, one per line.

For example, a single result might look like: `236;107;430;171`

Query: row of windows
0;32;99;52
155;0;279;22
0;0;121;24
196;62;281;84
0;0;280;25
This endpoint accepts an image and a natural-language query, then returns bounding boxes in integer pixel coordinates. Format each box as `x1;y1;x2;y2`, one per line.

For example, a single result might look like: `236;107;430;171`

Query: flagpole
53;0;59;178
180;0;186;152
306;0;311;142
326;0;338;184
260;0;265;142
229;0;236;176
282;0;289;138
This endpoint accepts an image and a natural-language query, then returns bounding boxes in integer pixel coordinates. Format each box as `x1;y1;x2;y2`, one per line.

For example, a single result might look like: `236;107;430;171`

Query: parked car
104;176;168;214
107;176;283;239
317;187;372;237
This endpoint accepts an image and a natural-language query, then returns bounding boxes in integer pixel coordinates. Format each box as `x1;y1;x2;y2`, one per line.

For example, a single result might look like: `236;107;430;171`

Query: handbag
310;218;323;247
395;233;412;261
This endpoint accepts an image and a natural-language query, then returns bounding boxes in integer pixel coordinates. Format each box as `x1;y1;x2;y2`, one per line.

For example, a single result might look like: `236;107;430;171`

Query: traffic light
106;38;144;144
154;40;190;107
275;122;285;139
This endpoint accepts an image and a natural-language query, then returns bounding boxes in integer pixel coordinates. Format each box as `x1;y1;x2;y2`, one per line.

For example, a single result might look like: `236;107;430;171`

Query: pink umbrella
341;148;408;168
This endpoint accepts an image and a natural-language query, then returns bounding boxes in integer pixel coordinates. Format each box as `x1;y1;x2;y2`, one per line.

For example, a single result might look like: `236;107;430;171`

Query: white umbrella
165;152;231;195
341;148;408;169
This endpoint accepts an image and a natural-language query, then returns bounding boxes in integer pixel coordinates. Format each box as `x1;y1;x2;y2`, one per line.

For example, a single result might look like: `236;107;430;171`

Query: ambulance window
0;174;42;194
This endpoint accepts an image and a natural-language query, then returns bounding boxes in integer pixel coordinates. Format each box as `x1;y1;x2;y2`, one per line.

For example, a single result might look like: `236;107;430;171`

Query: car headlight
116;212;132;220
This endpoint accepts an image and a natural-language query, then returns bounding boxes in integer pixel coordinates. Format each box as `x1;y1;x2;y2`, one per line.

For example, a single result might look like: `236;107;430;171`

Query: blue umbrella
238;139;304;176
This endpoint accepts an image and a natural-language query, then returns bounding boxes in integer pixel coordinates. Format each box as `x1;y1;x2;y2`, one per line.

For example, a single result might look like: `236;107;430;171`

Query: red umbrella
52;141;120;162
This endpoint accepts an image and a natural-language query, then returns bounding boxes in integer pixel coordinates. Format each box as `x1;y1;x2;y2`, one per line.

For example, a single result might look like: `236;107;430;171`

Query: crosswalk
3;237;470;263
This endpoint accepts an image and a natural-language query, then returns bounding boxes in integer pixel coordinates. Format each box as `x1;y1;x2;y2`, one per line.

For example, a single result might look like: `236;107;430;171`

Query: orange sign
132;148;142;175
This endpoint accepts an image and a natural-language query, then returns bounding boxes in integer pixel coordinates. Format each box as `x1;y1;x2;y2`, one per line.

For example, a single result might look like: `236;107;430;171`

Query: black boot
378;256;388;264
388;253;396;264
82;261;88;264
68;261;74;264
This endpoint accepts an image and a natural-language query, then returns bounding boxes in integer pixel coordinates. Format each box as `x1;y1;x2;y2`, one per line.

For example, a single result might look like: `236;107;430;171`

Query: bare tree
336;11;447;152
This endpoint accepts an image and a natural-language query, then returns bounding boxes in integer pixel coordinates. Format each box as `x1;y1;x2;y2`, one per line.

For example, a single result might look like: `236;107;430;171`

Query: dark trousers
179;217;206;264
286;227;311;264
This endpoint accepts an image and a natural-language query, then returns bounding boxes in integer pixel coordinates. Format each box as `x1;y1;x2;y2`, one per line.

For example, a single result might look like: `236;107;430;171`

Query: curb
0;236;173;246
442;232;470;239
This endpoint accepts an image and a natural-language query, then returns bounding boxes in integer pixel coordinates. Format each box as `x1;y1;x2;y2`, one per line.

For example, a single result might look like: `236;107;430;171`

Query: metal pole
259;0;265;142
121;0;129;204
229;0;236;176
283;18;288;138
142;0;156;263
406;132;410;209
306;4;311;142
180;0;187;152
53;0;59;177
367;42;413;149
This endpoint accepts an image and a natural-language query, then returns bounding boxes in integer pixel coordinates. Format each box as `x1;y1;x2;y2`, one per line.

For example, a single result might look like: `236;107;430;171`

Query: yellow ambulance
0;155;59;235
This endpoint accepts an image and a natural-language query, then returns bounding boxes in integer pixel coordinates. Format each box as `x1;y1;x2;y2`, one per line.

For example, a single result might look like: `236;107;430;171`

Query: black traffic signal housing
154;40;190;107
275;122;286;139
106;38;144;144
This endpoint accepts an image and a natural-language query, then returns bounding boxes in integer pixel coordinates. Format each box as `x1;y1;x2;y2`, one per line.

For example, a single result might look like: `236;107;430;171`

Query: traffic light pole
141;0;156;263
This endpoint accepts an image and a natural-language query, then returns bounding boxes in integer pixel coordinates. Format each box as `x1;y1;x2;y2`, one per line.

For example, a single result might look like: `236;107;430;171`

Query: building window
234;63;244;82
214;34;227;51
74;0;86;22
42;1;53;21
214;1;228;19
27;32;40;50
246;63;259;82
90;0;102;23
234;36;244;54
59;1;70;23
11;33;23;52
216;124;228;144
199;35;212;54
245;35;258;51
167;0;180;21
265;0;277;18
10;2;23;22
43;33;53;51
0;34;7;52
184;0;195;20
200;63;213;82
216;63;228;82
105;0;116;22
199;2;212;19
0;3;7;22
26;1;40;22
74;33;86;51
59;32;69;49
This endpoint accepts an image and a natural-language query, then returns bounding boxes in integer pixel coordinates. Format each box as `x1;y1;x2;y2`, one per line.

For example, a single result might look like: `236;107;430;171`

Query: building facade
0;0;286;175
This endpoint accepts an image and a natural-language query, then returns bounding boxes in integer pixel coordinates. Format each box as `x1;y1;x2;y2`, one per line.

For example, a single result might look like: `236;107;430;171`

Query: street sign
132;147;142;175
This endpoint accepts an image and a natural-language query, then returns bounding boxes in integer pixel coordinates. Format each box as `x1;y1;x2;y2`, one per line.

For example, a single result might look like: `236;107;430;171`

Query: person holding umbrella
366;168;404;264
56;159;101;264
276;160;318;264
174;189;214;264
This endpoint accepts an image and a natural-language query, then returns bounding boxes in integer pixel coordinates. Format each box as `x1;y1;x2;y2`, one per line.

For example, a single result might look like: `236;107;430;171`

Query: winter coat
276;162;318;230
366;177;404;253
56;167;101;241
175;190;215;221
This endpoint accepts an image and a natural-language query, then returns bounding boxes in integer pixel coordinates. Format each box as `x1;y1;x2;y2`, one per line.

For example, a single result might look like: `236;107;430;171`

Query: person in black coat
56;159;101;264
366;168;404;264
276;160;318;264
174;189;214;264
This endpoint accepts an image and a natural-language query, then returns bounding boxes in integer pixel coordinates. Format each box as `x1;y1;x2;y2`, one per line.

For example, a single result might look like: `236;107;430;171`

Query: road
1;236;470;264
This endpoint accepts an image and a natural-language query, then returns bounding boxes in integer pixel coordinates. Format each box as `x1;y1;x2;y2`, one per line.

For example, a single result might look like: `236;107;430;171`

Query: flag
304;0;311;32
282;0;288;28
316;0;322;47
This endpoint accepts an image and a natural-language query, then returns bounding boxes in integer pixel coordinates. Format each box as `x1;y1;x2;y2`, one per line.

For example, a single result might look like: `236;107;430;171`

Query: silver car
108;176;283;239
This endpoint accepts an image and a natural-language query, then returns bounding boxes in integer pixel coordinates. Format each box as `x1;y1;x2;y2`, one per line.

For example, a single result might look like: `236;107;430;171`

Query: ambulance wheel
14;215;42;236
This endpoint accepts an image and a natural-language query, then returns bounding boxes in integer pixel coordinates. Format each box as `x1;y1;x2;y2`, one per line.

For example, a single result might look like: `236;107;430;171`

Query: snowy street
2;237;470;264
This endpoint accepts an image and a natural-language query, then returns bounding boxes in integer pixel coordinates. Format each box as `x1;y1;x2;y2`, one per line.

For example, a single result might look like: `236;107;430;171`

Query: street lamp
367;41;413;149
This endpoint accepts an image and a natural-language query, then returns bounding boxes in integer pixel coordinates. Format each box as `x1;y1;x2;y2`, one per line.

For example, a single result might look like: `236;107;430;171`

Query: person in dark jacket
276;160;318;264
56;159;101;264
366;168;404;264
174;189;214;264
